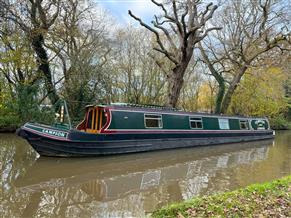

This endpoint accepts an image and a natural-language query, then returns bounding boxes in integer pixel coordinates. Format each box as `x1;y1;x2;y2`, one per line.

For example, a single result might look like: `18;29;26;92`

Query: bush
0;84;56;130
0;114;21;130
269;115;290;130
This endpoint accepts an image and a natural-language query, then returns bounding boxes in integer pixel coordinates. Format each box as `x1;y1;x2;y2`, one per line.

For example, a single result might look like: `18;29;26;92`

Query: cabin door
86;107;104;133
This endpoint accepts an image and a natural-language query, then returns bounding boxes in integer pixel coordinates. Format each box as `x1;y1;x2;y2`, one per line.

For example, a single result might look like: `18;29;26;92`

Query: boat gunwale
24;121;273;135
21;122;273;144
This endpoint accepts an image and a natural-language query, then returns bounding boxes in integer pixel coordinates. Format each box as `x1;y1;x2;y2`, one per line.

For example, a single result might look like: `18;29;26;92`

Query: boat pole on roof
63;100;72;129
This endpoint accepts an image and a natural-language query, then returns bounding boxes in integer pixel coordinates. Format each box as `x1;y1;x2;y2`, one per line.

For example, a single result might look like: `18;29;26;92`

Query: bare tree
199;0;290;113
110;27;168;104
128;0;220;107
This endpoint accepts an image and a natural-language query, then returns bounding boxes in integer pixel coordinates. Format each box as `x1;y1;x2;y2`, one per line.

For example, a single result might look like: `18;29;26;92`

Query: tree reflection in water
0;134;38;217
1;131;290;217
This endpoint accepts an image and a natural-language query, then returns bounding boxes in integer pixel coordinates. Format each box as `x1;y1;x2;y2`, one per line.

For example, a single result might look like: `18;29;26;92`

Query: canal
0;131;290;217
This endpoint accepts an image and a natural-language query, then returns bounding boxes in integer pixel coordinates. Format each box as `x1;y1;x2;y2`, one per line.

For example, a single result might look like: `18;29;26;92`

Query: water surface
0;131;290;217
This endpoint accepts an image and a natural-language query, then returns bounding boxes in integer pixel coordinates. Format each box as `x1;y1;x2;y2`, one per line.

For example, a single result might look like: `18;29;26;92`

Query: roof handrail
109;102;179;111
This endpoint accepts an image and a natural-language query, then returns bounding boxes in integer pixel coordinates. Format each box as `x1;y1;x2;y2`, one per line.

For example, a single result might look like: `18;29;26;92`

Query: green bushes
269;115;291;130
0;114;21;131
0;84;55;131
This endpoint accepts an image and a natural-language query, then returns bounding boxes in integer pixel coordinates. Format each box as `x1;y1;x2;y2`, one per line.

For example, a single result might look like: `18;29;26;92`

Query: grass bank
152;176;291;218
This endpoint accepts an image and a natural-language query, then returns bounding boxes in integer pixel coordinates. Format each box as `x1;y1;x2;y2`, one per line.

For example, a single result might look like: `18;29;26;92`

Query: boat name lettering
42;129;66;137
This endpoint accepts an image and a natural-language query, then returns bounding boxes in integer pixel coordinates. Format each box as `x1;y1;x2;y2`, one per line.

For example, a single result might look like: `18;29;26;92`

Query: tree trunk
199;43;226;114
168;71;184;108
215;79;225;114
220;66;247;113
31;33;59;104
167;59;191;108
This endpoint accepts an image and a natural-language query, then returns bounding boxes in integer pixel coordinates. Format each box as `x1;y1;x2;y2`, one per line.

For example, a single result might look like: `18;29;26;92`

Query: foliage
49;0;112;120
229;67;288;117
269;115;291;130
0;115;21;130
0;0;289;130
178;72;201;112
0;92;20;129
0;83;55;129
13;84;41;122
1;0;61;104
196;81;216;113
199;0;290;113
0;78;19;129
152;175;291;218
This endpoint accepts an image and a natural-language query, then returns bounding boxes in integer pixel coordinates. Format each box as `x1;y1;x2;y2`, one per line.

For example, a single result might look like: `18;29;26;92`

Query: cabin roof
86;103;266;119
85;103;267;120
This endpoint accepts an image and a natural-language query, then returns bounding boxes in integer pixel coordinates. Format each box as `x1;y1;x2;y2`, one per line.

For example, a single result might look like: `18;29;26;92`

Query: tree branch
148;52;168;76
128;10;178;64
153;15;178;52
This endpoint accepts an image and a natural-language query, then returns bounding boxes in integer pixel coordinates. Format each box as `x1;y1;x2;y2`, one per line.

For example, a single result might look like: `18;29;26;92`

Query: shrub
0;114;21;129
269;115;290;130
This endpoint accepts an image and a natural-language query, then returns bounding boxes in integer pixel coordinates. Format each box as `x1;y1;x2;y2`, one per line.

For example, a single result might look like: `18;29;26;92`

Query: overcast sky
96;0;161;25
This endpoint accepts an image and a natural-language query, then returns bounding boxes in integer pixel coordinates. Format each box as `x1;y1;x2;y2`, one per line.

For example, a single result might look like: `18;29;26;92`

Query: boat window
256;120;266;130
189;117;203;129
240;120;249;130
144;114;162;128
218;118;230;130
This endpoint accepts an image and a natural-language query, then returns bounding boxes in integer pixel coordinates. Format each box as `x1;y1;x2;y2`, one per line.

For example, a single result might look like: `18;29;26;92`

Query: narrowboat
17;103;274;157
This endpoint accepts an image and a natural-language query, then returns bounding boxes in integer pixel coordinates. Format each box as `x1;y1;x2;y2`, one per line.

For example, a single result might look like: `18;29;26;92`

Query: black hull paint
18;127;274;157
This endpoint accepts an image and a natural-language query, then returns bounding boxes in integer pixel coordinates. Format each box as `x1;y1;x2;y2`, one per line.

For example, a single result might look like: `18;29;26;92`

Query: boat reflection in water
16;140;272;217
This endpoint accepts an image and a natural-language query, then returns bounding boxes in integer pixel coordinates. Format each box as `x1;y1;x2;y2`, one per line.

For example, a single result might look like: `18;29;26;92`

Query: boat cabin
76;104;270;133
76;105;107;133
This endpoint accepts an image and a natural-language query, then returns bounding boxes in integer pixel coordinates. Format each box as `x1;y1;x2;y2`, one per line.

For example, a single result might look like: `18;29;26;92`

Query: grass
152;176;291;218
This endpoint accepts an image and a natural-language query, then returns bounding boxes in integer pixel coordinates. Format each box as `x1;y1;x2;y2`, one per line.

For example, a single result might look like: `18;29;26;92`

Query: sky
96;0;161;25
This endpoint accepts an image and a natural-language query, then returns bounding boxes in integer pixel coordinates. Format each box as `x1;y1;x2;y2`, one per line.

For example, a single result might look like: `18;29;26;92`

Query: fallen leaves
153;176;291;218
